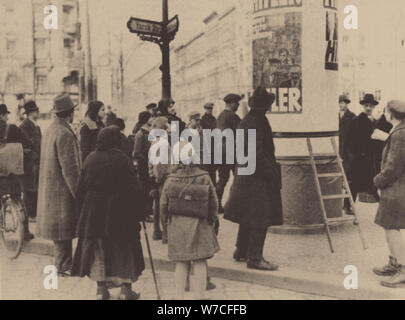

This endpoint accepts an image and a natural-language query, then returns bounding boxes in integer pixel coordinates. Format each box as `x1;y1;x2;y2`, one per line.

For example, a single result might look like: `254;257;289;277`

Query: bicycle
0;194;25;260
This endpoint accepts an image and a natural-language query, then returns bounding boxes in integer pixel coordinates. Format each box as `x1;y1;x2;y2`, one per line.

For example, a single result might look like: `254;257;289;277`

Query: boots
233;249;247;263
96;282;110;300
380;266;405;288
373;256;400;277
119;283;141;300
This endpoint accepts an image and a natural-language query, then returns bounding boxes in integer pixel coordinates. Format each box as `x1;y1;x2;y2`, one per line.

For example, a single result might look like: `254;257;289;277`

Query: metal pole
161;0;171;101
31;0;37;100
85;0;94;101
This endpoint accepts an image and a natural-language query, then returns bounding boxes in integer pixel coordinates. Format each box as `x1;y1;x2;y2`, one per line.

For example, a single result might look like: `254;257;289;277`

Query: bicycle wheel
0;197;25;260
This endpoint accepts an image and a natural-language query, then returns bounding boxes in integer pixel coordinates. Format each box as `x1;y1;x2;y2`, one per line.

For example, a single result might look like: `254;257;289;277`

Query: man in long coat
224;87;283;271
216;94;243;213
37;94;82;277
346;94;380;203
19;101;42;221
338;95;356;214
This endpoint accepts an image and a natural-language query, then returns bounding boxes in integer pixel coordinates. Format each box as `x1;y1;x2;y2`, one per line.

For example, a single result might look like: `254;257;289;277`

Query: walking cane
142;221;161;300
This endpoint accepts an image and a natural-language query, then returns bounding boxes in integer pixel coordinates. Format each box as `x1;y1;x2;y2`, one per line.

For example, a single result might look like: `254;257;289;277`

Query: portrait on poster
253;12;302;114
325;10;338;70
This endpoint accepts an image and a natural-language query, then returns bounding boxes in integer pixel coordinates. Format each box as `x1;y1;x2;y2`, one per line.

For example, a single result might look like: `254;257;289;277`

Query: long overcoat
339;109;356;172
224;109;283;228
36;117;82;240
345;112;380;193
19;118;42;192
374;121;405;230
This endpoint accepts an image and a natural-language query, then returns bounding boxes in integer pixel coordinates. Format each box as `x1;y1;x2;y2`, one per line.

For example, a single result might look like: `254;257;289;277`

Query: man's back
217;109;241;132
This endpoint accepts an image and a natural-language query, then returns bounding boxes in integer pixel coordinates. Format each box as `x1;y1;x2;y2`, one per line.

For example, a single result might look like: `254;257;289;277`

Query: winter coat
160;165;219;262
339;109;356;169
19;118;42;192
0;120;32;197
75;147;145;242
217;109;241;163
224;109;283;228
36;118;82;241
373;114;393;174
201;113;217;131
345;112;380;193
79;116;104;162
374;121;405;230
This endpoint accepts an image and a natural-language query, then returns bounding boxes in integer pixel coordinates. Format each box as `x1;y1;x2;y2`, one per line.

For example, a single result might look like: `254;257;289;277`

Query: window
36;74;48;93
64;38;75;58
35;38;47;59
6;39;16;57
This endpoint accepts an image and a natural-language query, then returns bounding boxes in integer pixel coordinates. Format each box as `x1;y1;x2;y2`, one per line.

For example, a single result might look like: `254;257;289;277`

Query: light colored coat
36;117;82;240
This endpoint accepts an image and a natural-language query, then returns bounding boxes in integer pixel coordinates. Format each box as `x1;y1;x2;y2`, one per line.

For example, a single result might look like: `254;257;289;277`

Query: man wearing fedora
338;94;356;214
216;93;244;213
201;103;218;186
346;93;381;206
0;104;35;241
37;93;82;277
19;101;42;222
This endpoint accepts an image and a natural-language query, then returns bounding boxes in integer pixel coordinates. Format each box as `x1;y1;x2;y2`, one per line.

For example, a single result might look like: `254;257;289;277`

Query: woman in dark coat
224;87;282;271
372;101;405;288
72;127;146;300
80;100;106;162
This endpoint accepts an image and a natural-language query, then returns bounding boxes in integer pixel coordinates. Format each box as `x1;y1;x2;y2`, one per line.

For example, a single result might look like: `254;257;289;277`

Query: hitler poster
325;10;338;70
252;11;302;114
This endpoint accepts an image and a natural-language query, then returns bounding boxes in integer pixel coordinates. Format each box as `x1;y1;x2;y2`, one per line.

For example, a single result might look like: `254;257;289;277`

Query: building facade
0;0;82;120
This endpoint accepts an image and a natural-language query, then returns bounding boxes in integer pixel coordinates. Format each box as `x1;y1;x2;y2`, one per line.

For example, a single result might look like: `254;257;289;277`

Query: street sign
166;15;179;36
127;17;162;37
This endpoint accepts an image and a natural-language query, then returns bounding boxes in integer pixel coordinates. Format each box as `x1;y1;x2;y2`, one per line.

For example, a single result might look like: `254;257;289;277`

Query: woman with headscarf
80;100;106;162
224;86;283;271
71;127;146;300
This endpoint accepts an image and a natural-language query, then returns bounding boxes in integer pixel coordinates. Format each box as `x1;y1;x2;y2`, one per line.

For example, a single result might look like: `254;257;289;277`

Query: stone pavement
0;253;332;300
20;201;405;300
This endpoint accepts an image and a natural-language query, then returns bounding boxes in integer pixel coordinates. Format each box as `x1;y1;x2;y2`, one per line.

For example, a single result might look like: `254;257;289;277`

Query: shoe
218;206;224;214
153;231;162;241
233;249;247;263
373;256;400;277
380;266;405;288
119;291;141;300
145;215;154;223
24;232;35;242
96;289;110;301
247;258;279;271
58;270;71;278
206;278;216;291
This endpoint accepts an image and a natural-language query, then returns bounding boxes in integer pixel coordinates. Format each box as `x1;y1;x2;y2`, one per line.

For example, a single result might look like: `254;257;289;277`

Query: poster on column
325;9;338;70
253;11;302;114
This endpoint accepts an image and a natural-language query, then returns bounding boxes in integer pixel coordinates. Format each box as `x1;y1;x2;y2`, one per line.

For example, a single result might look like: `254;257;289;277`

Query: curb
22;239;405;300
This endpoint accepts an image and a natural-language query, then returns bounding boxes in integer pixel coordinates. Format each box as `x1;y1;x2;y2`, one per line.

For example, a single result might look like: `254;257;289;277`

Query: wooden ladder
306;137;368;253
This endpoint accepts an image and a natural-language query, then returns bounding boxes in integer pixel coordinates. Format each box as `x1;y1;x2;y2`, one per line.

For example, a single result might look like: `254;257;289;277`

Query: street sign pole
127;0;179;102
161;0;171;101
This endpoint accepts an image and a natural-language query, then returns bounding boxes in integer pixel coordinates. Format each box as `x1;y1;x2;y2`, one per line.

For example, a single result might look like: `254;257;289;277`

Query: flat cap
189;111;201;121
204;102;214;110
387;100;405;115
146;103;157;110
224;93;244;104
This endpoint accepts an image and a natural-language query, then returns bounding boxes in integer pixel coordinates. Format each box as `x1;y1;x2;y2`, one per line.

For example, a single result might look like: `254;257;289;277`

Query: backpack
0;125;24;177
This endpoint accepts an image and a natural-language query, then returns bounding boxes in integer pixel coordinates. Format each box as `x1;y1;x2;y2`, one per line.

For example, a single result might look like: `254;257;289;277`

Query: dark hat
224;93;244;104
112;118;126;131
250;87;276;110
360;94;379;106
96;127;121;151
339;95;351;104
204;102;214;110
387;100;405;115
0;104;11;115
146;103;157;110
23;100;39;114
52;93;77;113
189;111;201;121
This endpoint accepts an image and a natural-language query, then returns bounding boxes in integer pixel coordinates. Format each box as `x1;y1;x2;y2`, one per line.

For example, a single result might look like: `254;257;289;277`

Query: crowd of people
1;85;405;299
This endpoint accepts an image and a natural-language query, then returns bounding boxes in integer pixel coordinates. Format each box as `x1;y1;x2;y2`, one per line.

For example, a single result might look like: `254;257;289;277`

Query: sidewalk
23;201;405;300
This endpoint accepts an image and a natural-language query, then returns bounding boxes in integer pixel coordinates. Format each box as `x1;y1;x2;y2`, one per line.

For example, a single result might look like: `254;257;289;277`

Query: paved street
0;253;334;300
